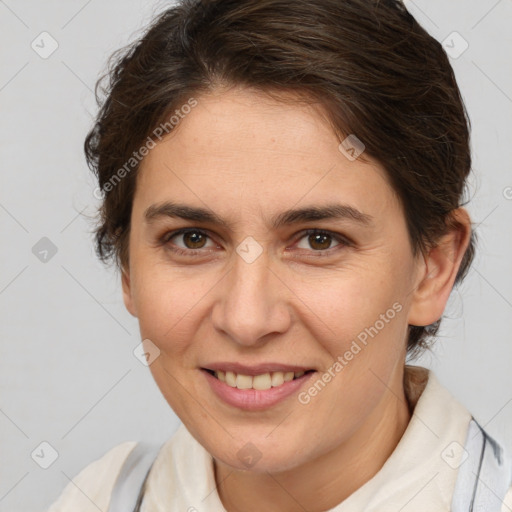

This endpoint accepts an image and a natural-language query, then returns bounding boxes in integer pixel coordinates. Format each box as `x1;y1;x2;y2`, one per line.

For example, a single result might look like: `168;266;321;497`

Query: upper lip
201;362;316;376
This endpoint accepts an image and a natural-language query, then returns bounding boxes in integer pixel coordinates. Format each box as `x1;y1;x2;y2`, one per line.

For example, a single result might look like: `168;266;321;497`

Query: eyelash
158;228;351;258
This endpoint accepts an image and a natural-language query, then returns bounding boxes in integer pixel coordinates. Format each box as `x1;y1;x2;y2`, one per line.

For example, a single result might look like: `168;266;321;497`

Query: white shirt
47;365;512;511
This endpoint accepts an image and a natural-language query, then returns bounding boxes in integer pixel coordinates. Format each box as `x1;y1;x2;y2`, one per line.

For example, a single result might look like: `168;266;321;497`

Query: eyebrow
144;201;374;230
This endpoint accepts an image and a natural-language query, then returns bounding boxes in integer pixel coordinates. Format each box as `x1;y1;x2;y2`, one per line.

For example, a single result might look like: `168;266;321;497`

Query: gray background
0;1;511;511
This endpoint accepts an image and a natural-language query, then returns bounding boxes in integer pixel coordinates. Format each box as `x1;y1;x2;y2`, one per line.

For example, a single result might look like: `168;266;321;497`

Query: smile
200;367;317;410
204;369;315;390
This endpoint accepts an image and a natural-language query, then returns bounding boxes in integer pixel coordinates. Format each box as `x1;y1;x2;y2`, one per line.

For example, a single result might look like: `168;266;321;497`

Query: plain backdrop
0;1;511;510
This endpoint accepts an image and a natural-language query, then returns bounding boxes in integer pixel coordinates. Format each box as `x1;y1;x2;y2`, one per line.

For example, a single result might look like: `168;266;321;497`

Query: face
122;86;426;472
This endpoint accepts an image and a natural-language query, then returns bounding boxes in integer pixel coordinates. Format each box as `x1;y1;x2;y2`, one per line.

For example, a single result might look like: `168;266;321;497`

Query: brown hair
85;0;476;360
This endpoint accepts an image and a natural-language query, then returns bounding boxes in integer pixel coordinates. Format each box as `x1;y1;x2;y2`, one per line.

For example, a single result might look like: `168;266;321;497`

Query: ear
407;208;472;327
121;265;138;317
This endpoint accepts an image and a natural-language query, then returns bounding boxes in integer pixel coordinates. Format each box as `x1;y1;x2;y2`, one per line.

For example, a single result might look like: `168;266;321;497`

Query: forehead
151;87;356;163
135;87;402;224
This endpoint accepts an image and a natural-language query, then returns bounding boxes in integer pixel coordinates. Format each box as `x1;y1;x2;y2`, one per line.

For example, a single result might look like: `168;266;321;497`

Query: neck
214;367;412;512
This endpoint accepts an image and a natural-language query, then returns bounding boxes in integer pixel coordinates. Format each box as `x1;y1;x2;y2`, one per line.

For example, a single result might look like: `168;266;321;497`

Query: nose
211;247;292;347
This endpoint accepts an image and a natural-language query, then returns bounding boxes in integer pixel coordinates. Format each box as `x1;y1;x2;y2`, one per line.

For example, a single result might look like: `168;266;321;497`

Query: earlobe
407;208;472;327
121;266;137;317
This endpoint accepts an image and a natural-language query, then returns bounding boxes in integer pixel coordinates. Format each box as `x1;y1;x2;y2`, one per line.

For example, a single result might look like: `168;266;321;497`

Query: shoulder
46;441;138;512
502;484;512;512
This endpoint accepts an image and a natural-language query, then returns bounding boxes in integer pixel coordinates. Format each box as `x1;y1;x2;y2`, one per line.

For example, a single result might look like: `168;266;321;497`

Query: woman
47;0;512;510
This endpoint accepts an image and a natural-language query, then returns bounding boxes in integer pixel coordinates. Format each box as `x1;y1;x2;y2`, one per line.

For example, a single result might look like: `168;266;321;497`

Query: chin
209;434;311;474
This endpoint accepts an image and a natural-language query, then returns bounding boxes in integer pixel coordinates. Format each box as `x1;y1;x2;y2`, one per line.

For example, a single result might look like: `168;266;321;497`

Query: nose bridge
212;242;290;345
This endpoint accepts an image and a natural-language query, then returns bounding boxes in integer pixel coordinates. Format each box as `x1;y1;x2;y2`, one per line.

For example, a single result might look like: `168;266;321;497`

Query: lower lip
201;369;316;411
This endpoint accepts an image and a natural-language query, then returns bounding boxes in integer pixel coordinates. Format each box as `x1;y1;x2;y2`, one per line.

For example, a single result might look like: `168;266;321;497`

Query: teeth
284;371;294;382
271;372;284;387
253;373;272;390
225;371;236;387
214;370;309;390
236;374;253;389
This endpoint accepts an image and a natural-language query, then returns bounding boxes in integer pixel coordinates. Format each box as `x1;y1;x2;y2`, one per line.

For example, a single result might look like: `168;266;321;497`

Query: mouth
201;368;316;391
200;364;318;410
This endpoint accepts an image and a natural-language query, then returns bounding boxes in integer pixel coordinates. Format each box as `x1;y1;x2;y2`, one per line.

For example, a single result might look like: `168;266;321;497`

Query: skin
122;85;471;511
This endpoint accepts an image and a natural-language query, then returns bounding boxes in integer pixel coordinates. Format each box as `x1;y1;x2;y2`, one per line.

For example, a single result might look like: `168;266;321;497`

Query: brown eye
295;229;349;253
307;233;333;251
162;228;215;255
180;230;208;249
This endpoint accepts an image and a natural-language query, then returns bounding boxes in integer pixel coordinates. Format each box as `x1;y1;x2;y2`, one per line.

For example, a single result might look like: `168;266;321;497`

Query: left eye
295;230;346;252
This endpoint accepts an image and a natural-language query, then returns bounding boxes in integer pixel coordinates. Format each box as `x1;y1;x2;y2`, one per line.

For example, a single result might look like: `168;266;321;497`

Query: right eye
160;228;217;256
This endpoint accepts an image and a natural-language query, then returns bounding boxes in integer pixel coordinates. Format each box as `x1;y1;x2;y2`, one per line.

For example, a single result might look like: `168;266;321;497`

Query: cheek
295;271;408;427
301;268;403;340
130;258;221;362
294;262;411;392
